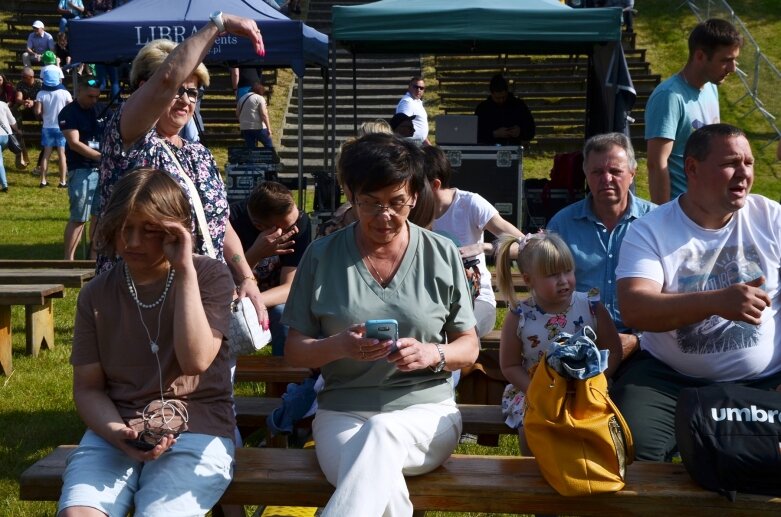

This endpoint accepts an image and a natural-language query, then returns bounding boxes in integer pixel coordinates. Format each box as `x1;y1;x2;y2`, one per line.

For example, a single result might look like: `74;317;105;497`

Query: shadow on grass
0;409;85;482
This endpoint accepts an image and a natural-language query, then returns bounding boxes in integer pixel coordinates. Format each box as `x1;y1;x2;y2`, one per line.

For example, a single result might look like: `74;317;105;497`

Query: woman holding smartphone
283;133;479;517
59;169;236;516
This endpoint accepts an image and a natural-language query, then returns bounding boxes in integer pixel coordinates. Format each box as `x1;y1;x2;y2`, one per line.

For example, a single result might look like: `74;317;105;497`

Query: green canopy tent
326;0;636;179
332;0;622;55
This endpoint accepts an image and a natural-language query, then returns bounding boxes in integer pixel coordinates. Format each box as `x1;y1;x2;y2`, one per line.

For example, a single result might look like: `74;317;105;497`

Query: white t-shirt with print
616;195;781;381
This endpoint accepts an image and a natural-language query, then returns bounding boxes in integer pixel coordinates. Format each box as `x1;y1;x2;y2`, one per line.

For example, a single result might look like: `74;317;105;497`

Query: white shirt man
395;76;428;143
613;123;781;461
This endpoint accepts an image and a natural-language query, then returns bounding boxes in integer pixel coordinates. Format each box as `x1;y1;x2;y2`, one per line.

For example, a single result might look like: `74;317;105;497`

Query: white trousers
313;401;462;517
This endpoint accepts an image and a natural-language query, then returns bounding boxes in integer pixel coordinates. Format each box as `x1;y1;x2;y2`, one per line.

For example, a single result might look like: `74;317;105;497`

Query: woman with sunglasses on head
58;168;237;517
284;133;479;516
97;12;269;327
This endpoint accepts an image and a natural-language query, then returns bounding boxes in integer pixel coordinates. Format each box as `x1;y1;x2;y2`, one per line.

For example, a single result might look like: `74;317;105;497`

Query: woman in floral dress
98;12;269;322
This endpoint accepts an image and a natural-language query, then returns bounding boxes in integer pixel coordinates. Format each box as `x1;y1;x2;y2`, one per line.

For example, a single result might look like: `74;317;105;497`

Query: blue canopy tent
68;0;330;204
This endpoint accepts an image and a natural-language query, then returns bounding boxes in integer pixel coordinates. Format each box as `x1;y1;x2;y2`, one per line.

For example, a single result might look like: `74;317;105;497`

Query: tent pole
322;66;328;171
330;39;338;210
297;73;304;209
352;53;357;135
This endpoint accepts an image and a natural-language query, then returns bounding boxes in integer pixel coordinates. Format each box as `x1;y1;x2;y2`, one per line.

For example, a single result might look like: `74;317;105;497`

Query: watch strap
430;343;446;372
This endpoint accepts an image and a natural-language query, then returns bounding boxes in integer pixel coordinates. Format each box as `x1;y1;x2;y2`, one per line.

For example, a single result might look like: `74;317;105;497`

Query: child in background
494;231;621;453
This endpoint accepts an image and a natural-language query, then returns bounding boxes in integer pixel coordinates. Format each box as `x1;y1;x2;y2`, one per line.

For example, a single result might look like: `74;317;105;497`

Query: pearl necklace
124;263;175;309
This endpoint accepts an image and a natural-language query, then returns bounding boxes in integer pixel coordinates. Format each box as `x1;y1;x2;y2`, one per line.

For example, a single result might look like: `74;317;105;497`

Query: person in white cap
22;21;55;68
34;68;71;188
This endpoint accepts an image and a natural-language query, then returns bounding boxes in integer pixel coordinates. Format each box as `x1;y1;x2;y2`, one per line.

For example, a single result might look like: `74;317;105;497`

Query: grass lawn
0;1;780;515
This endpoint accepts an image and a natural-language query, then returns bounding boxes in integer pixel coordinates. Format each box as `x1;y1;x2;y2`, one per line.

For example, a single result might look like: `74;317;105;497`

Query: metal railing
684;0;781;148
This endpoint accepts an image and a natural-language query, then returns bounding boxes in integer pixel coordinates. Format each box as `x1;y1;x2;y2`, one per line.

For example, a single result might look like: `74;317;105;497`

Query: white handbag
229;297;272;356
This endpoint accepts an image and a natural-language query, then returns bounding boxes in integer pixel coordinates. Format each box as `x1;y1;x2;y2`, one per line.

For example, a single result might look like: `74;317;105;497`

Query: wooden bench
235;354;314;397
0;284;65;376
0;268;95;288
20;446;781;514
234;396;510;442
0;260;94;269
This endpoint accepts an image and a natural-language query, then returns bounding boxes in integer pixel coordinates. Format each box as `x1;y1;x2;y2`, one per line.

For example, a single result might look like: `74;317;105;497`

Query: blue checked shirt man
547;133;655;361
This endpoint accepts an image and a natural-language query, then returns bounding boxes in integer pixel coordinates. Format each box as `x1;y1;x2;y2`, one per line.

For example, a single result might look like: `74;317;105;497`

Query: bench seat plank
234;355;313;385
0;269;95;288
21;446;781;515
234;397;511;438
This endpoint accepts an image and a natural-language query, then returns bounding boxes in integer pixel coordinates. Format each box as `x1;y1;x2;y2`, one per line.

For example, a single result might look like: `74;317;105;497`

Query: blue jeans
0;135;7;188
241;129;273;149
269;304;287;356
67;168;100;222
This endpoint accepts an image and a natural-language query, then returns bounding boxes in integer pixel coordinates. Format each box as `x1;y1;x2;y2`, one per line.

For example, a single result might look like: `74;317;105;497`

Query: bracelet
239;275;257;284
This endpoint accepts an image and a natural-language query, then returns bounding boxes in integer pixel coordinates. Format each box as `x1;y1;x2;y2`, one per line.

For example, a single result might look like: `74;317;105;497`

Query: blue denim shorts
41;127;66;148
58;429;234;517
67;168;100;222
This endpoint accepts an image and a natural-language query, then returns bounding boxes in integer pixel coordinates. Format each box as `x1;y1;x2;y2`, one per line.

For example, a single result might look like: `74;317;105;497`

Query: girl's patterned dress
501;289;599;428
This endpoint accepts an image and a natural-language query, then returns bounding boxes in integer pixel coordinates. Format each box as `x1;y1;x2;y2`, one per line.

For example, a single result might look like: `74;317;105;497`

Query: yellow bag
524;353;634;496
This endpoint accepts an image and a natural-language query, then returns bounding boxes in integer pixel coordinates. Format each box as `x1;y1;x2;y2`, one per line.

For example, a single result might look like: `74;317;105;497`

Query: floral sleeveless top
97;105;229;273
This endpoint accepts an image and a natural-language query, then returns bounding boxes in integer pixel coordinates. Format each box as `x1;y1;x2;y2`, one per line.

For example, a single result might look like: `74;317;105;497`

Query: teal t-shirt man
644;74;719;200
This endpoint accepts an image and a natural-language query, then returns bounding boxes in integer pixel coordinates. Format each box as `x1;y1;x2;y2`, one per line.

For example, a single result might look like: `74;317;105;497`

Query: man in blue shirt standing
59;76;102;260
547;132;655;361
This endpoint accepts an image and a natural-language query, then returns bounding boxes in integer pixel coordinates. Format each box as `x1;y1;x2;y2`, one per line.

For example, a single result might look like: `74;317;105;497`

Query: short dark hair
422;145;452;187
246;181;294;224
683;123;746;163
688;18;743;59
337;133;425;200
489;74;508;93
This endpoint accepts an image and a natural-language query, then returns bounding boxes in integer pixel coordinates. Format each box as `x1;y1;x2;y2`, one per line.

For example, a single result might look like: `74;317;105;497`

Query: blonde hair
357;119;392;137
130;39;210;90
495;231;575;311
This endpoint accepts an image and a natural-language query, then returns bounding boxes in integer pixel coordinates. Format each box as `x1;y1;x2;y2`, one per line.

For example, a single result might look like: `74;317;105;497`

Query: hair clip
516;229;545;253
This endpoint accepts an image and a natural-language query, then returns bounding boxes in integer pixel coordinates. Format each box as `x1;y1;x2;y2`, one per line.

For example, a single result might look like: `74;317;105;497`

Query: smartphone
125;438;157;451
463;257;480;268
365;319;399;353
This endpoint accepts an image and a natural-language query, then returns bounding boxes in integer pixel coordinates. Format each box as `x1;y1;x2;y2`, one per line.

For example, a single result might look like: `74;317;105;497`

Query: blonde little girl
495;231;621;453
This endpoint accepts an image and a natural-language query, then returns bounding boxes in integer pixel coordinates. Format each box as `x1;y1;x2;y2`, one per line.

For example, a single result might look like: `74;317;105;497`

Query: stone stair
434;32;660;152
276;0;420;177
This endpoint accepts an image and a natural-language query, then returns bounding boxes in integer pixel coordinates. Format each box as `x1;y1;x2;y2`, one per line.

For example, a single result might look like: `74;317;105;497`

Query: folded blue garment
546;326;609;380
267;377;317;437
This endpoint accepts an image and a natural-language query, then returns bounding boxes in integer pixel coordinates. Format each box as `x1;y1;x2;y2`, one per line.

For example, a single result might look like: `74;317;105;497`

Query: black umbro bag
675;383;781;501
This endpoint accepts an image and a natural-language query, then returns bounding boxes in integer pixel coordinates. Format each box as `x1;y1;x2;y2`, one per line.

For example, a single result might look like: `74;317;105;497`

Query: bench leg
0;306;12;376
25;301;55;356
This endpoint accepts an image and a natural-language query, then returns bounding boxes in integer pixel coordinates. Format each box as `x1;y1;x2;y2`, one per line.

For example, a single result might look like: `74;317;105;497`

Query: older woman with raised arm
98;12;268;323
283;133;479;517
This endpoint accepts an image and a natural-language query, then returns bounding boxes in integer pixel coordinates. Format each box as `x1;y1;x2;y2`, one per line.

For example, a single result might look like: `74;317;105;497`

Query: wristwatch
209;11;225;33
430;343;446;373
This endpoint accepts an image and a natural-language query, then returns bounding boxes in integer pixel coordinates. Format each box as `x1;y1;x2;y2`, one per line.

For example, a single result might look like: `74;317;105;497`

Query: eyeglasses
413;85;425;90
86;78;98;87
174;86;202;103
355;199;415;216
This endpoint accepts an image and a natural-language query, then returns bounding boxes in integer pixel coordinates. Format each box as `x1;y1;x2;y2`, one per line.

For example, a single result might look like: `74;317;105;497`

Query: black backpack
675;383;781;501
